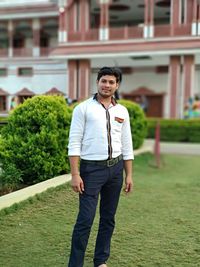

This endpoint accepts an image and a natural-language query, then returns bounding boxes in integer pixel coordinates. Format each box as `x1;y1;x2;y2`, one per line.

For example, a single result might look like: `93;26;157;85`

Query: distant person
10;96;18;110
140;95;149;113
67;66;134;267
193;95;200;118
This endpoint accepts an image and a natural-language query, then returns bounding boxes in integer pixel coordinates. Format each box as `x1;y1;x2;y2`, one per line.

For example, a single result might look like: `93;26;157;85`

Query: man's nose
105;82;110;86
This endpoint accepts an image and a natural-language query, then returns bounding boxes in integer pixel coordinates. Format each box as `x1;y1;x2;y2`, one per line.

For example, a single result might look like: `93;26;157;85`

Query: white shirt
68;96;134;160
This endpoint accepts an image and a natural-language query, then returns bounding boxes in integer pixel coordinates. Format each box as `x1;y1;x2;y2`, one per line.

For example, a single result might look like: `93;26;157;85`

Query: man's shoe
98;265;107;267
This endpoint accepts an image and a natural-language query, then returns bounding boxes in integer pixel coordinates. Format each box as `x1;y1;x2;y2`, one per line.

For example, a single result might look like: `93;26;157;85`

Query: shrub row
147;118;200;143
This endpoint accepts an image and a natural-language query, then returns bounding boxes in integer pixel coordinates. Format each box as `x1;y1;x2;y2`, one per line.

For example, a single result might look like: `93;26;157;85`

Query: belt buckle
107;158;115;167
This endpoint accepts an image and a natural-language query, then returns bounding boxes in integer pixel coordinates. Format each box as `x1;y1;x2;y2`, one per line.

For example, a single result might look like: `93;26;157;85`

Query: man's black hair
97;66;122;83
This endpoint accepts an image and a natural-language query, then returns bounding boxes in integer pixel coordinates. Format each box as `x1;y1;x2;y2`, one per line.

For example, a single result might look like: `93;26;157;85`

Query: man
68;66;134;267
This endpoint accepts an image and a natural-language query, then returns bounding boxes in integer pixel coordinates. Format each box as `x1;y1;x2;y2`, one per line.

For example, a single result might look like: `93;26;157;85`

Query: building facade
0;0;66;112
1;0;200;118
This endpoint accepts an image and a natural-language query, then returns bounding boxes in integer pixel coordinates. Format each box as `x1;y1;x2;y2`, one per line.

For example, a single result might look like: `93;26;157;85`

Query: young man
68;67;134;267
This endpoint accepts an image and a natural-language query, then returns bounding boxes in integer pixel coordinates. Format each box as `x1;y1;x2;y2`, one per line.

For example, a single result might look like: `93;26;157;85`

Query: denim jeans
68;159;123;267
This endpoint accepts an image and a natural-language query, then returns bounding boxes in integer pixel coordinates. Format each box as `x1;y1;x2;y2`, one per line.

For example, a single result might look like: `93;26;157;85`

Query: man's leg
68;192;99;267
94;160;123;267
68;162;108;267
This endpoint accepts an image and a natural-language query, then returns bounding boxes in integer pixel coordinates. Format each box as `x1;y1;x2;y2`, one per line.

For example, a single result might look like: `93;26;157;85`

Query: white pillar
32;18;40;57
58;0;68;42
8;20;13;58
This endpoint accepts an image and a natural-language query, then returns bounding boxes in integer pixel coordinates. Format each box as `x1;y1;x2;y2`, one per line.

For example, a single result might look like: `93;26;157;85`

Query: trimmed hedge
118;99;147;149
0;96;72;186
147;118;200;142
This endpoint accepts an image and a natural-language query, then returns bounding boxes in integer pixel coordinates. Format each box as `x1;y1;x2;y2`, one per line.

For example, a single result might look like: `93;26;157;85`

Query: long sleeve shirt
68;96;134;161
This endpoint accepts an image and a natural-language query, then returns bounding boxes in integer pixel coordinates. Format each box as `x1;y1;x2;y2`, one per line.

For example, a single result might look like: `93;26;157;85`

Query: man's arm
124;160;133;193
69;156;84;194
68;104;86;194
121;109;134;193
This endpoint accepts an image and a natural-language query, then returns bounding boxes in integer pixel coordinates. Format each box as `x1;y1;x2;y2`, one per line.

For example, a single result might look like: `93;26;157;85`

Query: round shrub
0;95;72;185
118;99;147;149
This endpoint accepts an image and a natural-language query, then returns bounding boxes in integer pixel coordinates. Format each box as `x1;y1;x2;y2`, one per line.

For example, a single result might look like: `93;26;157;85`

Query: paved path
145;139;200;155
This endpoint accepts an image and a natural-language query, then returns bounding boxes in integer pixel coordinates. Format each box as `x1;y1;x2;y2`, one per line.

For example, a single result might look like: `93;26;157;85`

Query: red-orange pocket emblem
115;117;124;123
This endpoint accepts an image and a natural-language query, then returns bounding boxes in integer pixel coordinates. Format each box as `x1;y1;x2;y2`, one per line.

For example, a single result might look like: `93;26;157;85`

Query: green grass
0;153;200;267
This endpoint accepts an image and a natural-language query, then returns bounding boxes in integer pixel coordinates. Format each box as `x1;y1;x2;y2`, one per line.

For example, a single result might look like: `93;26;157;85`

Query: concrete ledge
0;174;71;211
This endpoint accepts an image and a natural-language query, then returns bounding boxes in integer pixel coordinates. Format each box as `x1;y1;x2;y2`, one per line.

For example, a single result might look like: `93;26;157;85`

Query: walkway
145;139;200;155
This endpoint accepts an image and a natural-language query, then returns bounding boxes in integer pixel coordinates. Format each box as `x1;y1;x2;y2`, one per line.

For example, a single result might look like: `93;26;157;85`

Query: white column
32;18;40;57
58;0;68;42
99;0;110;41
192;0;197;35
8;20;13;58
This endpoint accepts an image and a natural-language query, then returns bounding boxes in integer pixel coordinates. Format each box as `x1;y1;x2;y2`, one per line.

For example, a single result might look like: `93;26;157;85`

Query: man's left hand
124;176;133;193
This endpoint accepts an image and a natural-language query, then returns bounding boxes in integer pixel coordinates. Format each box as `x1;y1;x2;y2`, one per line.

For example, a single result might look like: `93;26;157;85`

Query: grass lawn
0;153;200;267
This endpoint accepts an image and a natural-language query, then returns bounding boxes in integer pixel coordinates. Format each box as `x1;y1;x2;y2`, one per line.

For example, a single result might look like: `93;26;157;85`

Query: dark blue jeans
68;159;123;267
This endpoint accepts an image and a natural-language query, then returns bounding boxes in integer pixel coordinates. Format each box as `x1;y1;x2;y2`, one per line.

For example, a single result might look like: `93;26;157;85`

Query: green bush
118;99;147;149
147;118;200;142
0;117;7;133
0;162;23;193
0;96;72;185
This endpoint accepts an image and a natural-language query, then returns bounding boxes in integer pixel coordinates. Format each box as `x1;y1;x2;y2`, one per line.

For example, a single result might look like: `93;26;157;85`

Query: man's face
97;75;119;98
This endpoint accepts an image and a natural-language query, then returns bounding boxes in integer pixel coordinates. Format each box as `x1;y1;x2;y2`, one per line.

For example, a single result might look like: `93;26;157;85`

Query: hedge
0;96;72;187
118;99;147;149
147;118;200;142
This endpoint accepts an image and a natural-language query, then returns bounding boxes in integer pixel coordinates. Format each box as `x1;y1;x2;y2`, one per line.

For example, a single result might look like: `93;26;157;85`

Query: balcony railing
67;23;193;43
110;26;143;40
13;48;33;57
40;47;55;56
154;24;191;37
68;29;99;42
0;48;8;57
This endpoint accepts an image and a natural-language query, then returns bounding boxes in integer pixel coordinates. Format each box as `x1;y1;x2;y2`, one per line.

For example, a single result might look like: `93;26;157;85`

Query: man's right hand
71;174;85;194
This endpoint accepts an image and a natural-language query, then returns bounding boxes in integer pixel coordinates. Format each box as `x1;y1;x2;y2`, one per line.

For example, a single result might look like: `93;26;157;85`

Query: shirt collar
93;93;117;106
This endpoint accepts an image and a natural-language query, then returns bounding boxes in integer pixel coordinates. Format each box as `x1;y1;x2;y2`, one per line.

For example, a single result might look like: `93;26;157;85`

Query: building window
18;67;33;76
0;68;7;76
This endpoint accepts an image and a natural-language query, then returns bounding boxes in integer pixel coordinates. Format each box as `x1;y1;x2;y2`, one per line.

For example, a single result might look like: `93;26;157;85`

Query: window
0;68;7;76
18;67;33;76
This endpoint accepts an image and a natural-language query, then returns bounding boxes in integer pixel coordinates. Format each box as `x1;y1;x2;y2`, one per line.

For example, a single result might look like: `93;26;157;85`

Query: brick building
1;0;200;118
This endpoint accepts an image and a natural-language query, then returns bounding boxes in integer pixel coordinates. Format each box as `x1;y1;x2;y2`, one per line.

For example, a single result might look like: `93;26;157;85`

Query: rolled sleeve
121;110;134;160
68;105;85;156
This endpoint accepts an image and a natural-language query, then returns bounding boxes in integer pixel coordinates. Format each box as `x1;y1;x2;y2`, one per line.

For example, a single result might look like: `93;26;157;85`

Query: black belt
81;154;123;167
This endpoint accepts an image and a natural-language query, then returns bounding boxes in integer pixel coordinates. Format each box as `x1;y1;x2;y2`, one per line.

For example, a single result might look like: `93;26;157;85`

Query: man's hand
124;175;133;194
71;174;84;194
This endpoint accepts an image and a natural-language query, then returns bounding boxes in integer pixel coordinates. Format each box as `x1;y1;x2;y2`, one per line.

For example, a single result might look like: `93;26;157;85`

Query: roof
16;88;35;96
122;87;165;96
45;87;65;95
0;88;9;96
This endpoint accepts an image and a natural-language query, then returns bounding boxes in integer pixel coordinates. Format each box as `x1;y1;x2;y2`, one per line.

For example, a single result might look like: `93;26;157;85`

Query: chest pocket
112;116;124;132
